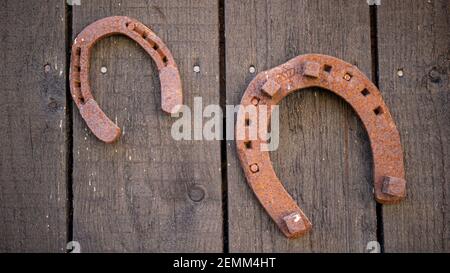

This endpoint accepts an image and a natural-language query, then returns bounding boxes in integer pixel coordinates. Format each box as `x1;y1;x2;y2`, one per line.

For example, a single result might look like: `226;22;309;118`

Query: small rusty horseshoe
70;16;182;143
236;54;406;238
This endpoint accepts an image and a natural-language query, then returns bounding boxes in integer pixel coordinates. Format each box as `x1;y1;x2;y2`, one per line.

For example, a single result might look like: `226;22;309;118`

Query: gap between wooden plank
219;0;229;254
65;1;74;252
369;4;385;253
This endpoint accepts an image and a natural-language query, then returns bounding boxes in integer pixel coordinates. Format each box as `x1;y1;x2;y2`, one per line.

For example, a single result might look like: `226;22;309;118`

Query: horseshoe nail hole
75;66;81;72
245;118;250;126
249;65;256;74
343;73;352;81
75;47;81;56
79;97;85;104
193;65;200;73
251;97;260;106
324;64;332;73
153;44;159;51
162;56;168;64
361;88;370;96
125;22;134;30
75;82;81;88
142;32;148;39
250;163;259;173
188;184;206;202
244;141;252;149
374;106;384;116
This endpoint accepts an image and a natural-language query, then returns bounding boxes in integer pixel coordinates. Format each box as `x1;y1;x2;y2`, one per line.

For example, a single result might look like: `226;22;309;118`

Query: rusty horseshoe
236;54;406;238
70;16;182;143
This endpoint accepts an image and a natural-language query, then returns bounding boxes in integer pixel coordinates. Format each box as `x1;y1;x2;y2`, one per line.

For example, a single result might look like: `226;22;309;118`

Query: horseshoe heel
70;16;182;143
236;54;406;238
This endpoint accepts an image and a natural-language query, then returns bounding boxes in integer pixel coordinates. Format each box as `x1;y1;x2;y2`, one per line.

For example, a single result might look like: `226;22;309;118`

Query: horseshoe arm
236;54;406;238
70;16;182;143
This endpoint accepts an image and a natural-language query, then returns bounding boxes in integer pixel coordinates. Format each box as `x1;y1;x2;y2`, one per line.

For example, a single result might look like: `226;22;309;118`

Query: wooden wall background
0;0;448;252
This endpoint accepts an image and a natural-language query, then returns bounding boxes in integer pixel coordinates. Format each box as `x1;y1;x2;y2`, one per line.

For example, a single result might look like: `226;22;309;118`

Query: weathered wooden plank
225;0;377;252
71;0;222;252
0;0;67;252
378;0;449;252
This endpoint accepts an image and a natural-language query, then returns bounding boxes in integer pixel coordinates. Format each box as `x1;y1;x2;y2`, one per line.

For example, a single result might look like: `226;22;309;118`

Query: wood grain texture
71;0;222;252
377;0;449;252
225;0;377;252
0;0;67;252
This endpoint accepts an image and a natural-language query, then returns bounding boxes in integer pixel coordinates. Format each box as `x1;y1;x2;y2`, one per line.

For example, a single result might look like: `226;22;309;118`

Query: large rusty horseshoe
236;54;406;238
70;16;182;143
